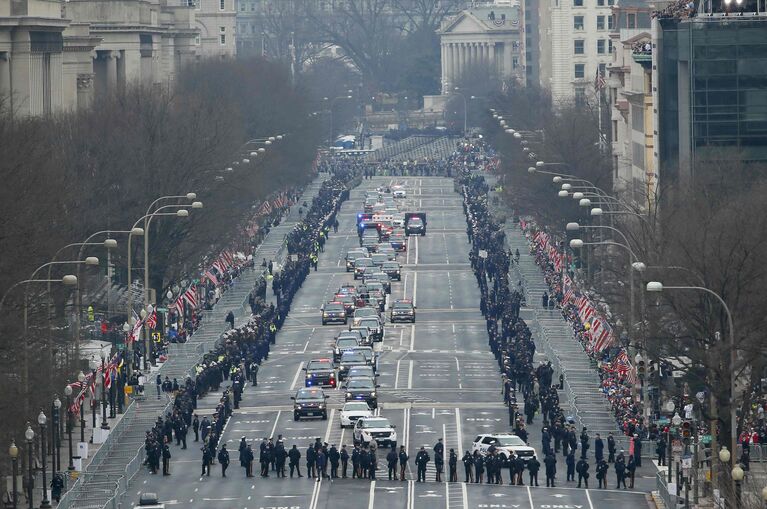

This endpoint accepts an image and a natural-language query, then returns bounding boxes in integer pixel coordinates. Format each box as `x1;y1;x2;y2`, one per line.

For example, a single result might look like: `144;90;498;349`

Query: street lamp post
25;425;33;509
732;465;744;509
648;281;737;497
52;396;61;478
77;371;86;443
100;356;109;430
10;440;18;509
38;411;50;509
88;357;98;441
64;385;74;470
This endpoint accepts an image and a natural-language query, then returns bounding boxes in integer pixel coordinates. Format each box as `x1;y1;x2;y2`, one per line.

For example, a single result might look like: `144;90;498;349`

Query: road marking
402;272;409;299
408;360;414;389
445;480;450;509
414;236;419;265
368;480;376;509
406;237;411;265
454;356;460;372
413;271;418;307
268;410;282;440
403;408;411;458
302;340;310;353
409;325;415;352
395;359;402;389
526;485;534;509
290;362;304;390
323;408;336;444
585;489;595;509
455;408;463;454
461;482;468;509
399;328;405;347
309;476;322;509
407;479;414;509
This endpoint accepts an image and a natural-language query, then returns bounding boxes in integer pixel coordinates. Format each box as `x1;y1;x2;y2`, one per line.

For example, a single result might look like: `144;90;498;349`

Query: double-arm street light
38;410;50;509
646;280;738;498
24;424;33;509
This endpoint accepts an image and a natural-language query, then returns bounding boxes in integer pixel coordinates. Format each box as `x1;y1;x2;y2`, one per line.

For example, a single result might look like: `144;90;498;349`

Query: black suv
344;377;380;408
338;351;368;381
321;301;347;325
304;358;336;388
355;317;383;342
381;261;402;281
390;299;416;323
291;388;328;421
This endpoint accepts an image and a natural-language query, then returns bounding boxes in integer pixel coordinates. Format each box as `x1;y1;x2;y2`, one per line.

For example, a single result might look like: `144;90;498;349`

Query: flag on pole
145;310;157;330
595;68;607;90
204;269;219;286
182;285;198;309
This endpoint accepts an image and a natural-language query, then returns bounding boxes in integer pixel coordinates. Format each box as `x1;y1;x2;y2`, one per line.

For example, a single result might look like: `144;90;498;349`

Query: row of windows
574;62;607;79
574;39;612;54
574;15;614;30
573;0;614;6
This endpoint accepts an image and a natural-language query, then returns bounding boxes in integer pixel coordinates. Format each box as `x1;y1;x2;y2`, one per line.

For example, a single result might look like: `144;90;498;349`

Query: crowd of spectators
652;0;696;19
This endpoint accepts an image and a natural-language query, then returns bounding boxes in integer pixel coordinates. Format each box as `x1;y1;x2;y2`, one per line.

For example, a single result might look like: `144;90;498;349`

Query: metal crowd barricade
657;470;678;508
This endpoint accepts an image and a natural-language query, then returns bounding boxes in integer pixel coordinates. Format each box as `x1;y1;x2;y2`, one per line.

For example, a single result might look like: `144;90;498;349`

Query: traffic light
682;421;692;439
637;360;646;379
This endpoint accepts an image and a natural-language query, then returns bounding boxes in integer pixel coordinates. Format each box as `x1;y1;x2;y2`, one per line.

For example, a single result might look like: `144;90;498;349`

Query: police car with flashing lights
471;433;538;463
353;416;397;448
304;358;336;388
390;299;415;323
321;301;347;325
291;387;328;421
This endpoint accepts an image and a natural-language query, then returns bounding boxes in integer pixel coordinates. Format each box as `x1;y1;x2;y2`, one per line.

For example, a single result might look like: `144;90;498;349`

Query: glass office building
655;16;767;184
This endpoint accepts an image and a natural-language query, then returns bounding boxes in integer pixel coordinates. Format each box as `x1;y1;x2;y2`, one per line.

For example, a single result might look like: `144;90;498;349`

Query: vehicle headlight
340;365;346;370
318;404;325;409
330;372;335;378
306;374;312;379
370;392;376;397
346;392;352;398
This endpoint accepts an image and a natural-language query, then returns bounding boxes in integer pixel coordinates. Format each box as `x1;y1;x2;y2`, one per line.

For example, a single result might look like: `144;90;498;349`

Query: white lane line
309;477;322;509
402;272;409;300
443;233;450;264
290;362;304;390
461;482;468;509
409;325;415;352
367;480;376;509
414;236;419;265
323;408;336;444
269;410;282;440
406;237;411;265
395;359;402;389
455;408;463;455
454;356;460;372
585;489;595;509
526;485;534;509
445;479;450;509
302;340;310;354
399;328;404;347
407;360;414;389
432;407;436;419
413;271;418;308
407;479;414;509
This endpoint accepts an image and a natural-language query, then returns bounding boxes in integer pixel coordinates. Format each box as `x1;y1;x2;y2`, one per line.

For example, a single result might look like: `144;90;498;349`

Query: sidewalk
54;176;327;509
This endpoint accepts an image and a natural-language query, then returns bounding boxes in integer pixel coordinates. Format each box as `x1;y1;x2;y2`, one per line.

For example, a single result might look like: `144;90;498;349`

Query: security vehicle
304;358;336;388
381;261;402;281
340;401;373;428
347;365;377;380
354;257;375;279
377;245;397;260
393;188;406;199
345;248;369;272
349;325;375;347
390;231;407;252
471;433;538;463
333;336;360;362
365;272;391;294
321;302;347;325
291;387;328;421
353;307;380;326
404;212;427;236
338;351;368;381
344;376;380;408
390;299;415;323
355;317;383;342
349;345;376;370
334;293;356;316
353;416;397;448
371;253;389;267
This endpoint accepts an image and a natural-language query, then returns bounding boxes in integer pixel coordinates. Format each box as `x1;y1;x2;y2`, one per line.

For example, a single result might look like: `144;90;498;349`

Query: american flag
594;320;615;352
145;310;157;330
595;68;607;90
182;285;198;309
563;275;574;304
204;269;219;286
259;201;273;215
221;251;234;267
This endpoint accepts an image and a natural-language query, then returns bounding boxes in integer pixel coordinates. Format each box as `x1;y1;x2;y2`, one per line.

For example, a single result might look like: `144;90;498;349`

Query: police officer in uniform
398;445;409;481
217;444;230;477
415;447;430;482
340;445;349;478
462;451;474;482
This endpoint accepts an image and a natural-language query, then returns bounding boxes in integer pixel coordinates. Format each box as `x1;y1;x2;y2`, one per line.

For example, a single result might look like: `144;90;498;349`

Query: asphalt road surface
125;177;652;509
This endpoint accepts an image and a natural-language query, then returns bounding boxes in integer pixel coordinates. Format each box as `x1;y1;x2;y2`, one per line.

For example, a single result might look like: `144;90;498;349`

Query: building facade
438;1;524;93
654;14;767;187
606;0;653;207
1;0;234;118
536;0;614;104
196;0;236;58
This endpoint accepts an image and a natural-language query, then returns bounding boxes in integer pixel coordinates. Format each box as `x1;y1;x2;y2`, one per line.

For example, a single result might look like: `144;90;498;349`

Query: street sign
478;250;488;259
672;439;683;454
156;307;167;313
291;254;299;262
701;435;712;445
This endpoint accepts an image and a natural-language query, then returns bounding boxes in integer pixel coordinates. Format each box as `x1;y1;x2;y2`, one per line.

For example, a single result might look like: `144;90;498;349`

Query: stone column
105;51;117;93
460;42;466;77
489;42;496;76
449;43;456;86
76;73;94;110
441;43;446;92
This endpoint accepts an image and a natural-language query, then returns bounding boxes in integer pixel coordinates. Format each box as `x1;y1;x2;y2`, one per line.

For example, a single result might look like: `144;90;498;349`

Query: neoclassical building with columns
437;1;524;93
